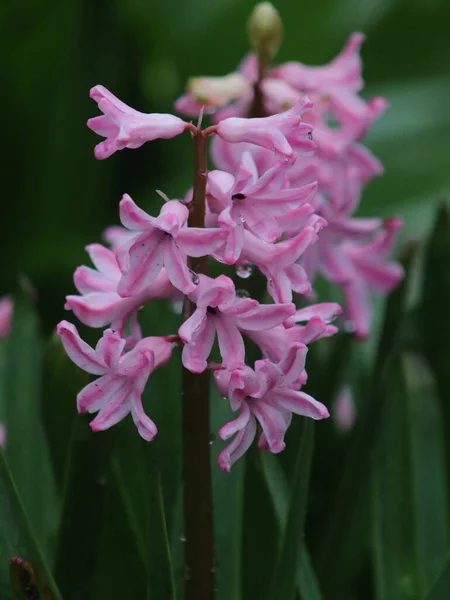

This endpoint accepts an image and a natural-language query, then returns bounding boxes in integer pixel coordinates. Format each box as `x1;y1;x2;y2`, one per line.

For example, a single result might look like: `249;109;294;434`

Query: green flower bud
247;3;283;65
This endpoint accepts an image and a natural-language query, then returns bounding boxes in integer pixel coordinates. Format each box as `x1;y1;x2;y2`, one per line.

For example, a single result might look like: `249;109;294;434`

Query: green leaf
268;418;315;600
3;292;58;558
420;204;450;472
53;420;116;600
41;333;89;490
261;452;323;600
147;452;177;599
372;353;449;600
0;450;61;600
425;556;450;600
211;388;245;600
316;245;418;596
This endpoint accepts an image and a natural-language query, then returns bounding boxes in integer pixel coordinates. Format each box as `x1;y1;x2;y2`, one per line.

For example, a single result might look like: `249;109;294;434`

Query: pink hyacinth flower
206;152;318;262
215;97;314;158
88;85;189;159
0;296;13;338
179;274;295;373
65;243;173;330
237;215;326;303
334;385;356;432
116;194;225;296
215;343;329;471
248;302;342;362
0;423;6;448
57;321;173;440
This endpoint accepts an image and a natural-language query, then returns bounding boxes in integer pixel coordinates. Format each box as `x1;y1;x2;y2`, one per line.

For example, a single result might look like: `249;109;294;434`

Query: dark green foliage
1;0;450;598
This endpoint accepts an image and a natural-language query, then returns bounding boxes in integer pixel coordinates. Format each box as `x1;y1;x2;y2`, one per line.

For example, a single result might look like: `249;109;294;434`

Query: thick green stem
181;132;215;600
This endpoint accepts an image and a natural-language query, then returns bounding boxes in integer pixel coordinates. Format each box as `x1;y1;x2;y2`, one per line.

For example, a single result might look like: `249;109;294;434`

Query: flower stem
249;55;268;118
181;131;215;600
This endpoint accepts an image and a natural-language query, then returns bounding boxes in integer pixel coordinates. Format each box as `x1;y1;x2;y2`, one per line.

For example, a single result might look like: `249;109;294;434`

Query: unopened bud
247;3;283;64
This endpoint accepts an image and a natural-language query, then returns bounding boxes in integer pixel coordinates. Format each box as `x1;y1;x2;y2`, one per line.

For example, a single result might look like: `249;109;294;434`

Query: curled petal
218;416;257;472
273;387;329;419
57;321;107;375
130;390;158;441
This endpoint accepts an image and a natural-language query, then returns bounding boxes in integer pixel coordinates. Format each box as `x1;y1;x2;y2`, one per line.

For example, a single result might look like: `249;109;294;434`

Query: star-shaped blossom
206;152;317;262
214;343;329;471
116;194;225;297
65;243;173;331
57;321;174;440
88;85;189;159
179;275;295;373
247;302;342;362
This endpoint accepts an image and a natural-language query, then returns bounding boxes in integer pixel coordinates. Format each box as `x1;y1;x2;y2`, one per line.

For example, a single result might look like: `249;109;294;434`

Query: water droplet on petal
209;432;216;445
236;263;254;279
190;270;200;285
236;288;250;298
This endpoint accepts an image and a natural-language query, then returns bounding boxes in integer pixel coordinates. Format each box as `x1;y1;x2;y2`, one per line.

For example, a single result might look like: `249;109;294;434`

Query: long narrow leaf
425;555;450;600
4;292;58;556
0;451;61;600
317;245;417;594
372;353;449;599
261;452;323;600
268;418;315;600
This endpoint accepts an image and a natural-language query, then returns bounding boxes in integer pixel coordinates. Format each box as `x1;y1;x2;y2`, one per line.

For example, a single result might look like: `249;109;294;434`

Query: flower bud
247;2;283;64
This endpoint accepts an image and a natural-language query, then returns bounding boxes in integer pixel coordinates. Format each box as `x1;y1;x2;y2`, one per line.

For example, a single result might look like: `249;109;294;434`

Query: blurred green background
1;1;450;599
1;0;449;330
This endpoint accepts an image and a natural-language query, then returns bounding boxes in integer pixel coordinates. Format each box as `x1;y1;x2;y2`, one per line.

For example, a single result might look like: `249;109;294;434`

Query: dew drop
209;432;216;445
236;263;254;279
308;132;313;140
190;270;200;285
236;288;250;298
179;535;186;543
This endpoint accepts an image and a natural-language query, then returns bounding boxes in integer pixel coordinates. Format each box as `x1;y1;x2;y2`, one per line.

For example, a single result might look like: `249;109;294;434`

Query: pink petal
236;303;295;331
252;400;288;453
86;243;121;278
163;241;197;294
119;194;154;231
117;232;164;297
90;384;132;431
130;390;158;441
218;416;257;472
219;402;252;440
178;307;208;343
77;375;127;414
294;303;342;323
95;329;126;369
215;316;246;370
272;388;329;419
181;318;216;373
176;227;225;257
57;321;107;375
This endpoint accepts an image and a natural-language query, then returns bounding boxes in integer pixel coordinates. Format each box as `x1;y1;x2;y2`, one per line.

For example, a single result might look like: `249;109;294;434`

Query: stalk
181;130;215;600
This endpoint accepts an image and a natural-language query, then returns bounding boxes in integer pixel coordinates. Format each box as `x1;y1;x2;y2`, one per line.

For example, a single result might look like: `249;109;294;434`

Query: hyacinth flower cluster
177;17;404;339
57;5;402;472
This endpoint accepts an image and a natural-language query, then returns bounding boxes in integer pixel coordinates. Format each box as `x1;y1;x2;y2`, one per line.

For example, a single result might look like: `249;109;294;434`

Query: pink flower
179;275;295;373
236;215;326;302
334;385;356;432
0;423;6;448
215;97;314;158
304;217;404;339
247;302;342;362
206;152;318;261
103;226;135;249
0;296;13;338
116;194;225;296
88;85;189;159
65;243;173;331
215;343;329;471
57;321;174;440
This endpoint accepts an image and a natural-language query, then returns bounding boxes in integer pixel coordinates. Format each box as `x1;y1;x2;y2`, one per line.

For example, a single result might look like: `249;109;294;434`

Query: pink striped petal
181;318;216;373
57;321;107;375
130;390;158;441
218;416;257;472
215;317;245;369
163;241;197;294
272;388;329;419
